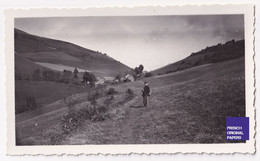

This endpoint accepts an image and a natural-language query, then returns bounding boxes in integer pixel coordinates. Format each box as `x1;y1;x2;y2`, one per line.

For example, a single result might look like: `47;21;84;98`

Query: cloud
15;15;244;70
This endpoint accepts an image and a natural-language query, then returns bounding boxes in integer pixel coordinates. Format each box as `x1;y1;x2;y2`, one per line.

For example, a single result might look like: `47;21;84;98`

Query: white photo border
5;5;255;155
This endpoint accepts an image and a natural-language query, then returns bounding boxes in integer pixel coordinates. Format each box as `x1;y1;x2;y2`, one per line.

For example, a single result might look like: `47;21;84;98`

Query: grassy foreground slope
16;57;245;145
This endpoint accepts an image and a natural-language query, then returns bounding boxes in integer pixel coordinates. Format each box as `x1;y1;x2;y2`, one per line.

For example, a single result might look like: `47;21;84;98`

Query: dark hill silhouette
152;39;244;75
15;28;131;77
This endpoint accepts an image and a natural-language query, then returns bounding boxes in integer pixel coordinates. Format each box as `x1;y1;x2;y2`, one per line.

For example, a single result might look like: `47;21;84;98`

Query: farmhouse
124;74;135;82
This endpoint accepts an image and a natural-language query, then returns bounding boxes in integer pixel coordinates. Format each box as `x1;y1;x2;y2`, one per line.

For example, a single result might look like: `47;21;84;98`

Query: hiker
142;81;151;107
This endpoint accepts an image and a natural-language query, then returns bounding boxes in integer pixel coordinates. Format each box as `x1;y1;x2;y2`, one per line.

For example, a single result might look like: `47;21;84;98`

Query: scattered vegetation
60;104;108;134
107;87;118;95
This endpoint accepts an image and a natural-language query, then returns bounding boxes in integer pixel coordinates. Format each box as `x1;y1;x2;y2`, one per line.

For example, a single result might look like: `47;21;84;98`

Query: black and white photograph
5;5;255;154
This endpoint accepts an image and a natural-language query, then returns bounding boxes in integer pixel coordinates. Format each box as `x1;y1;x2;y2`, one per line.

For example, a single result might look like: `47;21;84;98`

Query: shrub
125;88;134;101
107;87;117;95
60;104;108;134
64;96;79;108
126;88;134;95
87;91;100;105
104;95;114;106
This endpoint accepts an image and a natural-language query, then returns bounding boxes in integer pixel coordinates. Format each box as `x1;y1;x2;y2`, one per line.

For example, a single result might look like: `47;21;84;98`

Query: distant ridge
15;28;131;78
152;39;244;75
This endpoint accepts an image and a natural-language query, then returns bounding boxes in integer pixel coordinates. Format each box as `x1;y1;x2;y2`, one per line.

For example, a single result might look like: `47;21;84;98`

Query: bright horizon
15;15;244;71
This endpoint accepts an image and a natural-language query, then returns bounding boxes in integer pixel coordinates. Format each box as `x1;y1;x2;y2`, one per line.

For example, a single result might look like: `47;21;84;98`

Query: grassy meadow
16;57;245;145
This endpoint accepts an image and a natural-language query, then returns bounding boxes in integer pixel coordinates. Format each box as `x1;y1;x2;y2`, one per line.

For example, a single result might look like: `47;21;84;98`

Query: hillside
16;57;245;145
152;39;244;75
15;28;131;78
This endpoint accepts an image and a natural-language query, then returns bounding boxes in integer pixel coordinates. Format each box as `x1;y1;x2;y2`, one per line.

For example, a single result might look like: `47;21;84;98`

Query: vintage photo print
5;5;255;154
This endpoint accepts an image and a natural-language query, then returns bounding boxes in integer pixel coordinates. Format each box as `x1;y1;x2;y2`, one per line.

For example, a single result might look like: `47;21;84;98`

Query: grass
61;57;245;144
15;28;131;79
15;80;90;122
16;57;245;145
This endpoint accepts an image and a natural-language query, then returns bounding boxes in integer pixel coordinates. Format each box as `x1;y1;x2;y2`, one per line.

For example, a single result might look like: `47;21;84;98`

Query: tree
134;64;144;75
138;64;144;73
43;70;55;81
133;64;144;79
115;73;122;82
83;71;97;87
73;67;78;79
32;69;41;80
62;70;73;83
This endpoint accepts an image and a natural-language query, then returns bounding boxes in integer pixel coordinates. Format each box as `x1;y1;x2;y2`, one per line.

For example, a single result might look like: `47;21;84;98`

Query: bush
107;88;117;95
64;96;79;108
104;95;114;106
125;88;134;101
60;104;108;134
126;88;134;95
87;91;100;105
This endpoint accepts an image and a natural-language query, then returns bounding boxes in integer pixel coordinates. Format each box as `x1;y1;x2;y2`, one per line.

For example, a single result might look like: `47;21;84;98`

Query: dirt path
62;95;148;145
117;96;144;144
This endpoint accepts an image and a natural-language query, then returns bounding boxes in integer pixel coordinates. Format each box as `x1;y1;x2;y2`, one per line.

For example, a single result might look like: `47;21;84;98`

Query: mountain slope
15;28;131;77
152;39;244;75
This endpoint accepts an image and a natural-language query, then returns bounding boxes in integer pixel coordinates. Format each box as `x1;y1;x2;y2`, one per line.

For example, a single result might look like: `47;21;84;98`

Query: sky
15;15;244;71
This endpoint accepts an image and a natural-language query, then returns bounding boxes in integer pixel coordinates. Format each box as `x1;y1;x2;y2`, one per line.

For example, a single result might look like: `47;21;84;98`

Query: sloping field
15;80;90;119
15;54;55;76
16;57;245;145
152;40;244;75
15;28;131;78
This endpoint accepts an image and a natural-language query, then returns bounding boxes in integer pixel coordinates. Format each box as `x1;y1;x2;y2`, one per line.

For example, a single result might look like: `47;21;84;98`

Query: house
104;76;115;84
124;74;135;82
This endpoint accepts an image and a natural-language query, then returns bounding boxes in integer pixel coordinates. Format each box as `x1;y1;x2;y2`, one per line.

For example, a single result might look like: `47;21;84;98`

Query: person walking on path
142;81;151;107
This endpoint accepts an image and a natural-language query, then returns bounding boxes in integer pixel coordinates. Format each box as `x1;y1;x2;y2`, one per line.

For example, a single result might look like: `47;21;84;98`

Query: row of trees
16;68;98;86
